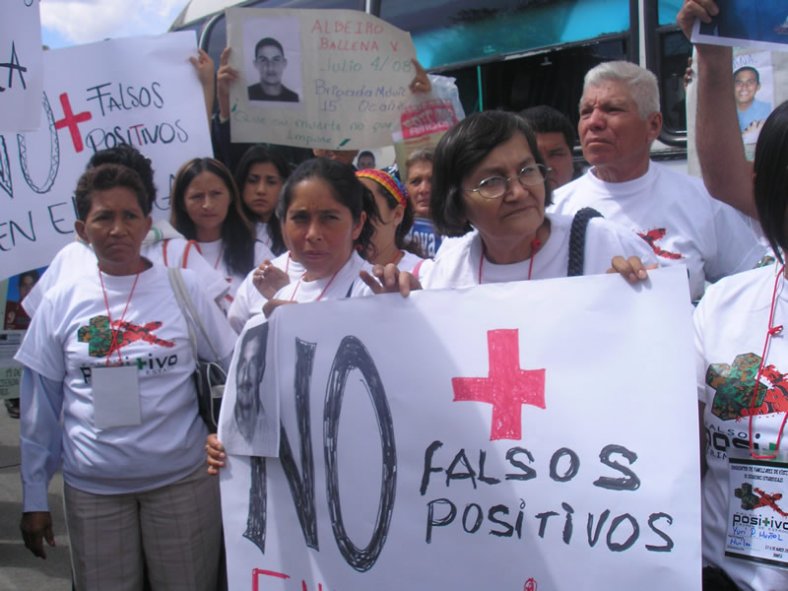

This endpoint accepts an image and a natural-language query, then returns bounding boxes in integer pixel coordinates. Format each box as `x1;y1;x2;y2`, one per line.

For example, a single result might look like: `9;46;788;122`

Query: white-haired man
550;60;766;301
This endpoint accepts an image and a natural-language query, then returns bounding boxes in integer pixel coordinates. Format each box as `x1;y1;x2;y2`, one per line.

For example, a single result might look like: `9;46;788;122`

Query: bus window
654;0;691;142
441;37;627;120
379;0;631;70
657;29;691;141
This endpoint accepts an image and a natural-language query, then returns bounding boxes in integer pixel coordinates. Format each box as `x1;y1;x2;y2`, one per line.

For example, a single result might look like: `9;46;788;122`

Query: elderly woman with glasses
363;110;656;293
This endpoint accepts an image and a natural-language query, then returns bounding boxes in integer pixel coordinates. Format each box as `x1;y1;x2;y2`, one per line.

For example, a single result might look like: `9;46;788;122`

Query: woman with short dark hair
17;163;236;591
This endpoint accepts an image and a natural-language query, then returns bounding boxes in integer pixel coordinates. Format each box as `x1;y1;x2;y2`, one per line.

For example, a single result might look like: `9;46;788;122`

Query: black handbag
168;268;226;433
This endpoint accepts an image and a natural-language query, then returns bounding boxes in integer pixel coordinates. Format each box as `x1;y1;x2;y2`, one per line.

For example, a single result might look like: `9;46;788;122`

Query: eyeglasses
466;164;549;200
255;56;284;66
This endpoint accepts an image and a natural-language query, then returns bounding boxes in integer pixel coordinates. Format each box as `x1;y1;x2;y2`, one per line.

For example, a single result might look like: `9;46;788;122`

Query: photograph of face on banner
243;17;303;107
219;318;279;456
733;51;775;147
3;268;43;331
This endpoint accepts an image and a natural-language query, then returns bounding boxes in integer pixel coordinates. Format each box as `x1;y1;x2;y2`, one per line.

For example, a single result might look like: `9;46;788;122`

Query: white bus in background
170;0;690;170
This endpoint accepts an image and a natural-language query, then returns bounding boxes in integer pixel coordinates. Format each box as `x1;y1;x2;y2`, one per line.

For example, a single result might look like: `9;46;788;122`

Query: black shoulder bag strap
566;207;603;277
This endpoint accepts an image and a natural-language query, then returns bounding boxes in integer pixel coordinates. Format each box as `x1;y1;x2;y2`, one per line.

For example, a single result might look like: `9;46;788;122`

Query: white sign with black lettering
219;266;701;590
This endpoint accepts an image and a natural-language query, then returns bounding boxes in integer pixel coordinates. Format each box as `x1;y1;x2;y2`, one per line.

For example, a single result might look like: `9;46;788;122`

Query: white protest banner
219;266;702;590
226;8;416;150
0;0;44;132
0;33;213;281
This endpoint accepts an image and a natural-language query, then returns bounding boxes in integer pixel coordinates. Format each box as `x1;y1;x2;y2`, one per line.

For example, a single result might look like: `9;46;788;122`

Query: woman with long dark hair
234;145;290;256
170;157;271;308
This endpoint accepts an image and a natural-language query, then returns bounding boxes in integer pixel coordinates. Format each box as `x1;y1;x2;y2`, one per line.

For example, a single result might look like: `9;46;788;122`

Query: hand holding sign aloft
190;48;216;122
676;0;719;39
676;0;757;219
217;47;239;121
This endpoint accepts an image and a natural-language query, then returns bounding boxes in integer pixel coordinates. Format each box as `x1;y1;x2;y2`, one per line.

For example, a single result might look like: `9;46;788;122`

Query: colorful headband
356;168;408;207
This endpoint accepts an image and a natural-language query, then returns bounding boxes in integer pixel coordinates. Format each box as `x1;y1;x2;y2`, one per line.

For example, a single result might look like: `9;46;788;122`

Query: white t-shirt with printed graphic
694;265;788;591
551;162;767;301
416;213;657;289
15;265;236;502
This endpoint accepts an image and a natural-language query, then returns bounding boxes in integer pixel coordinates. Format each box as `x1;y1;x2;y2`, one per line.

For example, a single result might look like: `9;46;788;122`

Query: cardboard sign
0;32;214;281
226;8;416;150
0;0;44;132
219;266;702;590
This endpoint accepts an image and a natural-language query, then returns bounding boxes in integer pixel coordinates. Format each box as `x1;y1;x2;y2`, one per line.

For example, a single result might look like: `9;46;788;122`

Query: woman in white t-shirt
170;157;272;307
362;110;655;294
16;163;236;590
235;145;291;256
356;167;424;272
693;101;788;591
206;157;380;470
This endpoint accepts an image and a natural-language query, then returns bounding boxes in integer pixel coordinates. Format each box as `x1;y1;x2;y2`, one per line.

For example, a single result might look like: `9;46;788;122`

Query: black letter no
324;335;397;572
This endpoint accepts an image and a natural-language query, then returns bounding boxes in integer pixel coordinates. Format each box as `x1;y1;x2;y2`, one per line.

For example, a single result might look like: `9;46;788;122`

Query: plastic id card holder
92;365;142;429
725;454;788;569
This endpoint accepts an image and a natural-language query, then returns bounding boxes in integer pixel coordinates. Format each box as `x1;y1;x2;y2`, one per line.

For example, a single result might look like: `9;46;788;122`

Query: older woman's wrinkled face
75;187;152;276
461;132;547;249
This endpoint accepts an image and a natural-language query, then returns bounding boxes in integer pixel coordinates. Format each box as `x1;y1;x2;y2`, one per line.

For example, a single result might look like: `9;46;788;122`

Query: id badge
725;454;788;569
92;365;141;429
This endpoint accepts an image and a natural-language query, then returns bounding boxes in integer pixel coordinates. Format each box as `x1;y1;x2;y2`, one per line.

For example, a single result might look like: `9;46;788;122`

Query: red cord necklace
748;264;788;460
290;267;341;302
98;268;141;367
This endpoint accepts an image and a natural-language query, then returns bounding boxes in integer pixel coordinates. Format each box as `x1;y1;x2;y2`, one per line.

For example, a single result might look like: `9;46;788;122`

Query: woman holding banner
16;163;235;591
207;157;380;468
361;110;656;294
226;165;421;332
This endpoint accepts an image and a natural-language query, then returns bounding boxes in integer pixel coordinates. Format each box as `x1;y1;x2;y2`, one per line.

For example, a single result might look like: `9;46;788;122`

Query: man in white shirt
550;60;766;301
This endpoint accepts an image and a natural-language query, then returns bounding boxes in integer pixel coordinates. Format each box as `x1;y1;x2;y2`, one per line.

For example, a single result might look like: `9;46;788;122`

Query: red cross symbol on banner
54;92;92;153
451;329;545;441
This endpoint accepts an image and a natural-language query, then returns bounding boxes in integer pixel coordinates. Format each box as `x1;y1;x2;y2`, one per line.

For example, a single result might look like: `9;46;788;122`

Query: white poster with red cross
0;32;213;281
218;266;702;591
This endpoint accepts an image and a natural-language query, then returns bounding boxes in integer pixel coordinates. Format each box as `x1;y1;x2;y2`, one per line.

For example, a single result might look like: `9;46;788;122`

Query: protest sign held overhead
226;8;416;150
0;32;213;281
1;0;44;132
218;266;702;590
691;1;788;52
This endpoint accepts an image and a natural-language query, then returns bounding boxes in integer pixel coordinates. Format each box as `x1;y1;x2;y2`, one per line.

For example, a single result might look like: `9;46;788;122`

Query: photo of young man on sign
244;17;302;106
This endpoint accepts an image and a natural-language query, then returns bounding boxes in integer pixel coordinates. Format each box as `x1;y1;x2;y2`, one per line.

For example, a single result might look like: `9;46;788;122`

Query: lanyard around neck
748;264;788;459
98;268;141;366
